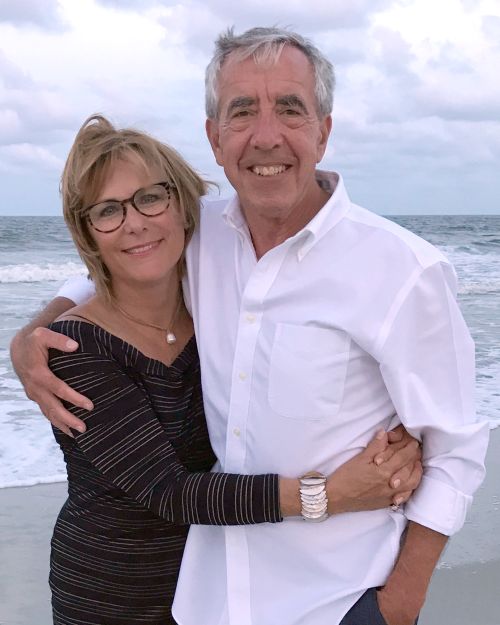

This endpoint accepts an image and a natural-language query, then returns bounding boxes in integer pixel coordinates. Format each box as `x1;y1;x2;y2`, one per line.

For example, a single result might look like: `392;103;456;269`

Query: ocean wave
0;474;67;490
0;262;86;283
458;280;500;295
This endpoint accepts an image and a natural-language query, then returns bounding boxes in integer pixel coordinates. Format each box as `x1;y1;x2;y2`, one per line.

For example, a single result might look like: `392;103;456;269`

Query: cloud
0;0;499;215
0;143;63;173
95;0;166;7
149;0;399;58
195;0;394;30
482;14;500;43
96;0;394;29
0;69;81;147
0;50;33;89
0;0;66;30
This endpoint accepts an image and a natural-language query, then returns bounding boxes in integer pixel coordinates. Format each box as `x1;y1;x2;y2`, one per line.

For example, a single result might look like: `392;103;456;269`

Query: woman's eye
140;194;161;204
98;204;120;218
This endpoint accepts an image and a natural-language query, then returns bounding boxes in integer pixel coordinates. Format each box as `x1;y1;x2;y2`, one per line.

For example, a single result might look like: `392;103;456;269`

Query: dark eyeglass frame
84;182;174;233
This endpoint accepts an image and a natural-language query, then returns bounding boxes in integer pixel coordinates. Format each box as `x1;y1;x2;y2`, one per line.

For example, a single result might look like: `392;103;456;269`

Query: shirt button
246;313;256;323
233;427;241;437
238;372;247;381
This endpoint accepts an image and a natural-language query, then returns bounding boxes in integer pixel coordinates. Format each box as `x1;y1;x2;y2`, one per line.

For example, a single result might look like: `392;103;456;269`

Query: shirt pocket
268;323;350;420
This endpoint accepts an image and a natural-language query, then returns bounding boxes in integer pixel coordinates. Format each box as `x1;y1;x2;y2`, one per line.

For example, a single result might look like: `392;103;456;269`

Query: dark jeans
340;587;419;625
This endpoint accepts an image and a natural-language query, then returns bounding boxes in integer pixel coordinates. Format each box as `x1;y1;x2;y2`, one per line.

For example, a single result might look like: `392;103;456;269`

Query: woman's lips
122;240;162;255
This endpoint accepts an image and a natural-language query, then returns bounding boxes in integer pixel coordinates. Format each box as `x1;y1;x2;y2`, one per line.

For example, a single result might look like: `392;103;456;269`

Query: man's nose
249;112;283;150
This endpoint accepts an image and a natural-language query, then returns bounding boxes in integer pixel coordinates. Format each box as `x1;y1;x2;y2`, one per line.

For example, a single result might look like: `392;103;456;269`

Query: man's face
206;46;332;224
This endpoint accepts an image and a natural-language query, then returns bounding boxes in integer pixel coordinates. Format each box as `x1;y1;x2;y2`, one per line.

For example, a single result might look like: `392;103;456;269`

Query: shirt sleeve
56;275;96;305
376;261;490;536
48;347;282;527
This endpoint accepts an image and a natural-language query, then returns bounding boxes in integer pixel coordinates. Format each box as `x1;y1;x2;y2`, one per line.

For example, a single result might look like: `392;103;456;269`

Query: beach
0;429;498;625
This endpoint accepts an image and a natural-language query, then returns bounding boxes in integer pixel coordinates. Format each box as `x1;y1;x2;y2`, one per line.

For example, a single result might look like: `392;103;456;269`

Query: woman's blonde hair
61;114;208;300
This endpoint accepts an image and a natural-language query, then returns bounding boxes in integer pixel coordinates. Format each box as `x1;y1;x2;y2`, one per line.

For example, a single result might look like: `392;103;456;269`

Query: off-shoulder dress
48;320;281;625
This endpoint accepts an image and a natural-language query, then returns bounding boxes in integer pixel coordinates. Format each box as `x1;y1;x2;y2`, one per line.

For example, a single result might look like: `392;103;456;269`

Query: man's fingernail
66;340;78;350
84;402;93;411
76;425;86;433
392;479;401;488
376;429;386;440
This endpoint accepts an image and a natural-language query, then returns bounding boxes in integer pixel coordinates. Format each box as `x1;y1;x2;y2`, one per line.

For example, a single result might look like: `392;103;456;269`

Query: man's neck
244;185;331;259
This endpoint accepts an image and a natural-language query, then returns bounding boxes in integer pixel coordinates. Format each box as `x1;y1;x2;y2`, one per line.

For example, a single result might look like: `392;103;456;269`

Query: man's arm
377;522;447;625
10;296;91;436
373;261;490;625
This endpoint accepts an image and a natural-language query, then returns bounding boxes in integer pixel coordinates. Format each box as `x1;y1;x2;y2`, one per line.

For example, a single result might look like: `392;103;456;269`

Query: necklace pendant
166;331;177;345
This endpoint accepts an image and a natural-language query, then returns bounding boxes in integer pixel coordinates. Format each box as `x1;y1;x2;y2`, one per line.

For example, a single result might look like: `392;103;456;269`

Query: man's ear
316;115;333;163
206;118;223;166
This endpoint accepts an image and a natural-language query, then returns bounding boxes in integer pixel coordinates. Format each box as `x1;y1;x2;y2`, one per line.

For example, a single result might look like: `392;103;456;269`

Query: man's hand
327;429;422;514
376;586;422;625
376;522;448;625
10;298;92;436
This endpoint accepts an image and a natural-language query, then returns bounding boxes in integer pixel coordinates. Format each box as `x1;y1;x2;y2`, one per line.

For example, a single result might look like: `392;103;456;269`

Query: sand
0;430;498;625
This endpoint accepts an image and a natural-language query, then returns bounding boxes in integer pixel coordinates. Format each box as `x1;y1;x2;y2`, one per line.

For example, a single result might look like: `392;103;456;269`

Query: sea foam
0;262;86;283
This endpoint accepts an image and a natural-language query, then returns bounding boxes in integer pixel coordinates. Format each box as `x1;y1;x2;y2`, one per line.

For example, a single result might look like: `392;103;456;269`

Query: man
11;27;488;625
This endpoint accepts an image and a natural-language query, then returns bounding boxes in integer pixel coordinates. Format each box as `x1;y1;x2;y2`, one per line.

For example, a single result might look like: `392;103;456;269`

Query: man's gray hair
205;26;335;120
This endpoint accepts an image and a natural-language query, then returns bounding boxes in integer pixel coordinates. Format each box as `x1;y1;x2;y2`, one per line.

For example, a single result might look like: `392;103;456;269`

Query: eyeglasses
84;182;174;233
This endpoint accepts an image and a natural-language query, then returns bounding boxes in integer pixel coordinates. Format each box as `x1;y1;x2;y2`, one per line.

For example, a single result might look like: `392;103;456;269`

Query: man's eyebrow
226;96;256;115
276;95;308;113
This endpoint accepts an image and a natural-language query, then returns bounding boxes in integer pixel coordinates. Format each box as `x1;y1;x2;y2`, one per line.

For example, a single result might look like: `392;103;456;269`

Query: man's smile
249;164;290;177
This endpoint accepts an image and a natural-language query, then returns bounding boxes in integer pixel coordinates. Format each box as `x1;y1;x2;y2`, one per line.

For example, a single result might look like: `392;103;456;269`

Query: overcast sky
0;0;499;216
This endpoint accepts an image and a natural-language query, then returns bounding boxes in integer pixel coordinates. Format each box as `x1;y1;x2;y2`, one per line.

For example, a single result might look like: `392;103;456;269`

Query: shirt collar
222;170;352;261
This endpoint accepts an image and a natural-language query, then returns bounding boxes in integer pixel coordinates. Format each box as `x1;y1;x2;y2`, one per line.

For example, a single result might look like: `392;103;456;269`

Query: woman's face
89;157;185;290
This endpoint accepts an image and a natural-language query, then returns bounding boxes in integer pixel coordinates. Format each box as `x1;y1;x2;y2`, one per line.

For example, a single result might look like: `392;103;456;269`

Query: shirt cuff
404;474;473;536
56;275;96;306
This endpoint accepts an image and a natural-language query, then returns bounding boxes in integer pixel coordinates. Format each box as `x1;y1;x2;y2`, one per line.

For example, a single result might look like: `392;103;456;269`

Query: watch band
299;472;328;522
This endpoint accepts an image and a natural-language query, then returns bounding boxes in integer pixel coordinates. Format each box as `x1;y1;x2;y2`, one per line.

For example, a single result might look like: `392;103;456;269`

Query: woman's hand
327;429;422;514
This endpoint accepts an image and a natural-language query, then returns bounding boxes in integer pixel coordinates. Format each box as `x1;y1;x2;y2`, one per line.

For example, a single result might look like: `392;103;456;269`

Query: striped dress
48;320;281;625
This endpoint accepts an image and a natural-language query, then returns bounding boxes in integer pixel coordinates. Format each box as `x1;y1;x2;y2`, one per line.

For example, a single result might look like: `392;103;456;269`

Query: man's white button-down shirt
172;171;489;625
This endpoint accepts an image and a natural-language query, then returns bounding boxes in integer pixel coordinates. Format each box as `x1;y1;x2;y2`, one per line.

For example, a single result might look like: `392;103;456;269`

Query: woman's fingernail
376;429;386;440
392;479;401;488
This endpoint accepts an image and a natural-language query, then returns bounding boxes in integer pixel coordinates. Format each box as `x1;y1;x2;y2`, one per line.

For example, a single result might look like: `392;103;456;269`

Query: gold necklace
113;293;182;345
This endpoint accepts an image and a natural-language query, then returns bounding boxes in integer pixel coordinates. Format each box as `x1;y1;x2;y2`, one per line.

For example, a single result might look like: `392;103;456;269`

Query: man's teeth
252;165;287;176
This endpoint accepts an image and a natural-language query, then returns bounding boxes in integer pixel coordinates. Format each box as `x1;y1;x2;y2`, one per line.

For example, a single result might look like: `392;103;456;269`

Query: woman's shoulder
48;318;118;358
49;318;199;376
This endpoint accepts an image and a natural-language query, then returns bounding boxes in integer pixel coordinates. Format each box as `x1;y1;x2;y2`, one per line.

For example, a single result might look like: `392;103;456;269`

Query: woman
47;115;308;625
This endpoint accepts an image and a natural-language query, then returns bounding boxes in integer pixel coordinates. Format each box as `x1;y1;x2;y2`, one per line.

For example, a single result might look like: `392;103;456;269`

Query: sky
0;0;499;216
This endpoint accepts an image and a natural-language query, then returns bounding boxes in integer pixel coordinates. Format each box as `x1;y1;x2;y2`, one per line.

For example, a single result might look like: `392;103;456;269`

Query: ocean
1;215;499;489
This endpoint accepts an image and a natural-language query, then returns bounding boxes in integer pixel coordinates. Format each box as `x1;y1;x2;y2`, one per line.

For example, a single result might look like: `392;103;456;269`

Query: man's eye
232;110;251;118
283;108;300;116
